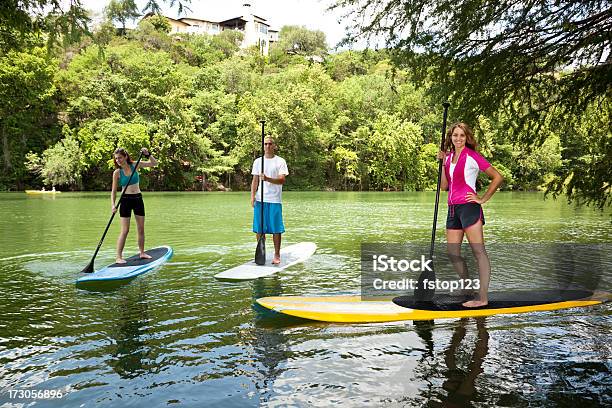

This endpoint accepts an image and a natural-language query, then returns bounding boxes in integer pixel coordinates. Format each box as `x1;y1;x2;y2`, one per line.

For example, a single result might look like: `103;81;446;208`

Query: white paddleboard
77;246;173;283
214;242;317;281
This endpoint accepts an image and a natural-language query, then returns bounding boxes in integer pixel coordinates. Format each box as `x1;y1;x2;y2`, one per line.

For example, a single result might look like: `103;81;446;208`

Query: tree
92;20;117;56
271;25;327;57
325;51;368;81
331;146;360;189
210;30;244;58
25;130;84;189
146;14;171;33
0;0;90;52
363;114;422;190
333;0;611;208
105;0;140;34
0;47;58;188
233;64;336;189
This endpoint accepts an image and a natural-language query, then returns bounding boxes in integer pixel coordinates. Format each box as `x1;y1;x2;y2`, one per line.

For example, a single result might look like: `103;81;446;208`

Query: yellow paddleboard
256;290;610;323
25;190;61;195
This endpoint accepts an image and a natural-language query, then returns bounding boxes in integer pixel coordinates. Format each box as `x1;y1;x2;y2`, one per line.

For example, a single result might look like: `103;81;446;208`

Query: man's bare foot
116;258;127;264
272;255;281;265
462;299;488;308
139;253;152;260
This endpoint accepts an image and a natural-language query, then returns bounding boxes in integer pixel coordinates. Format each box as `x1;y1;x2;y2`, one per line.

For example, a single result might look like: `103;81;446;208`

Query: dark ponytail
113;147;133;167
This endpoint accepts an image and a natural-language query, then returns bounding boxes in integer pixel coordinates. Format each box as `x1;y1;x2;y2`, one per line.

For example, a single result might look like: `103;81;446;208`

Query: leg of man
254;201;266;245
272;234;281;264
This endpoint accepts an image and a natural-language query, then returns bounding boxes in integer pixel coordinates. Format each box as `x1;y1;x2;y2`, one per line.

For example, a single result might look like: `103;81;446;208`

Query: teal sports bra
119;164;139;187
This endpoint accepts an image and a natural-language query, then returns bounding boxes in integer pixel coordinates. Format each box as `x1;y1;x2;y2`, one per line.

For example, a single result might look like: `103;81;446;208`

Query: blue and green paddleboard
77;246;173;283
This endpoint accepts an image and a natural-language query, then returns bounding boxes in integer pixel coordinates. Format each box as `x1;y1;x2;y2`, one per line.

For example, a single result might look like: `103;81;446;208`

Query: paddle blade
81;260;94;274
414;261;435;302
255;236;266;265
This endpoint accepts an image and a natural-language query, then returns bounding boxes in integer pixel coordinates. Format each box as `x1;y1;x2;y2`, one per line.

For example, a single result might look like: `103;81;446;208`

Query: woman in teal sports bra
111;147;158;264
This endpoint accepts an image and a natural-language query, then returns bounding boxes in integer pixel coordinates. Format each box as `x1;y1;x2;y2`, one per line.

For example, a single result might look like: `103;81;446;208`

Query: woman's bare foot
462;299;488;308
116;258;127;264
139;253;152;260
272;255;281;265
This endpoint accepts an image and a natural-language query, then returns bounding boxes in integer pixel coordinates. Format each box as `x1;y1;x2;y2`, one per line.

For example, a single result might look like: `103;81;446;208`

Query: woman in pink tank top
437;122;504;307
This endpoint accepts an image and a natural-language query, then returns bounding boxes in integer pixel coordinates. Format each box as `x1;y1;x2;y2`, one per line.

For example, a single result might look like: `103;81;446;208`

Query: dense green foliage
332;0;611;208
0;47;58;190
269;25;327;65
2;11;602;202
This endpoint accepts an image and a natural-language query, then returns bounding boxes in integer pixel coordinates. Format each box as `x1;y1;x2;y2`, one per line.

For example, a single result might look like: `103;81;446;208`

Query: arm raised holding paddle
81;148;157;273
112;147;158;264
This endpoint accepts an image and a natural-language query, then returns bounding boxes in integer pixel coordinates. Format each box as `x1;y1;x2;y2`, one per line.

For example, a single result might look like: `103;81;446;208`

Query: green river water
0;191;610;407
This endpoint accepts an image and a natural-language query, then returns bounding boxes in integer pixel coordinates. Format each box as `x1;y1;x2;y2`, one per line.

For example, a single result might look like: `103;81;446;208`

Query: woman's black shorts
446;203;484;230
119;193;145;218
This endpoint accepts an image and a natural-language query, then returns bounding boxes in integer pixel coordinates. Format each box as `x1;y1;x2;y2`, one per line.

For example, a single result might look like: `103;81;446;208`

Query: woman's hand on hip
465;192;484;204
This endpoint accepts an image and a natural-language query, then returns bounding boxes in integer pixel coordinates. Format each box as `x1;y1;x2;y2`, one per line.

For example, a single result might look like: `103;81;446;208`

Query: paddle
255;120;266;265
81;150;145;273
415;102;450;302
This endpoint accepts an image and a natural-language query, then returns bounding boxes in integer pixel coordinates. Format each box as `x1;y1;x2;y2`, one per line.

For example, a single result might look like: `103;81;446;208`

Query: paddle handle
260;120;265;235
83;151;144;272
430;103;450;259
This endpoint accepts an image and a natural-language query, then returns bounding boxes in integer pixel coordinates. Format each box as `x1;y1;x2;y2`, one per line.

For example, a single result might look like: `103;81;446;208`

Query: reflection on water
107;281;151;379
433;318;489;407
0;192;610;406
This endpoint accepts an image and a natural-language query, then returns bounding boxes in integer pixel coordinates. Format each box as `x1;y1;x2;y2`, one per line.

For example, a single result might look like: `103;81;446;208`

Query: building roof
141;11;274;30
219;14;269;25
142;12;190;26
218;16;247;25
178;17;217;24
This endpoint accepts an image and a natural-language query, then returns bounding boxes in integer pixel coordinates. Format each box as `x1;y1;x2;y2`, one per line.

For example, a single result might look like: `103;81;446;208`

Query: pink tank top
444;147;491;205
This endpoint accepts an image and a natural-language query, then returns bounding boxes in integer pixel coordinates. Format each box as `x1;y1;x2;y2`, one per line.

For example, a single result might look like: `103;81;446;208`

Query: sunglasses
264;143;274;146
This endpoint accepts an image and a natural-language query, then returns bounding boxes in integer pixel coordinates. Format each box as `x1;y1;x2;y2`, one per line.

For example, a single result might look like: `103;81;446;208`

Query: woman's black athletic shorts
446;203;484;230
120;193;145;218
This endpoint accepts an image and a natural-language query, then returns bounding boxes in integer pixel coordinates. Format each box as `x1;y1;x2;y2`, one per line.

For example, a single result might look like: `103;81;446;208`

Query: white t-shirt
251;155;289;203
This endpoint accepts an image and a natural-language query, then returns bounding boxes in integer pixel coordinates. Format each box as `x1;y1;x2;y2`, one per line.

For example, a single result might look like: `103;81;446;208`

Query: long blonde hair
444;122;478;151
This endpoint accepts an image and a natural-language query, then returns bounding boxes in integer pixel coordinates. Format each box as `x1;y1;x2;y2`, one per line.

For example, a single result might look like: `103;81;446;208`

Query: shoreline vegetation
1;5;608;209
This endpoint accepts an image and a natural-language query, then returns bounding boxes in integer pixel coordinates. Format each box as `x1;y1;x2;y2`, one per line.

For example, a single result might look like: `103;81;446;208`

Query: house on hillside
141;3;279;55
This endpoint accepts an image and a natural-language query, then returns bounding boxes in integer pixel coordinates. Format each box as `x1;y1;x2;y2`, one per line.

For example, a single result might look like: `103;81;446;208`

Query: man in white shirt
250;136;289;264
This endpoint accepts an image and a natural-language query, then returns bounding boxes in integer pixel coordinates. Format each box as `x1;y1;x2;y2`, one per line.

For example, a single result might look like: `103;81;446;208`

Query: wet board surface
256;290;611;323
214;242;317;281
76;246;173;283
